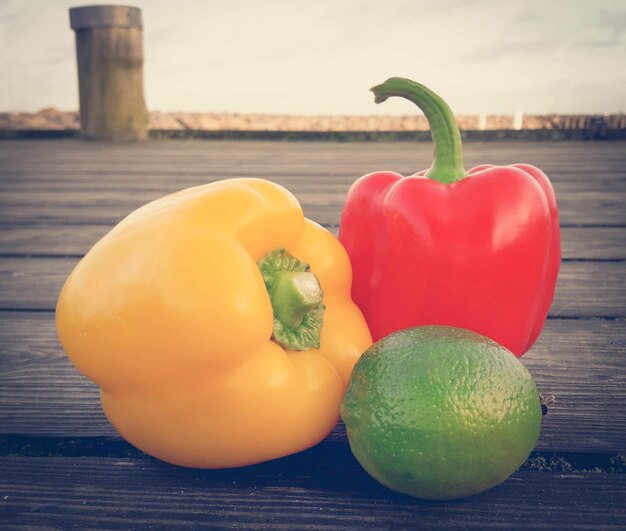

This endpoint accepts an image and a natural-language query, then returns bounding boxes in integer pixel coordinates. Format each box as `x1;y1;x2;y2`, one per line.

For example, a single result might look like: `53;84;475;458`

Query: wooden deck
1;139;625;528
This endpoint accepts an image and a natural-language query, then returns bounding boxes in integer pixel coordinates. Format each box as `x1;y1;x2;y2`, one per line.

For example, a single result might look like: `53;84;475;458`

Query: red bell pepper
339;78;560;356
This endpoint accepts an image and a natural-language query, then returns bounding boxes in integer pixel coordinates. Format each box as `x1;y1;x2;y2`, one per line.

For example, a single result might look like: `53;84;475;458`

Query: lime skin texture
341;325;542;500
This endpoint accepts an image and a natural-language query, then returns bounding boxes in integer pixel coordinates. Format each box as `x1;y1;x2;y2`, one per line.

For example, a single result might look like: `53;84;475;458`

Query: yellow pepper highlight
56;178;372;468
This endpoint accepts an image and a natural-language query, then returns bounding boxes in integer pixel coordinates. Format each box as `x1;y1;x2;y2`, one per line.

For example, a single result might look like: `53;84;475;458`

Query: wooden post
70;5;148;141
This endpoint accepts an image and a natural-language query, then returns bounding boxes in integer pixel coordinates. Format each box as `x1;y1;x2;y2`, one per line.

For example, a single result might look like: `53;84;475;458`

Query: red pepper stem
370;77;466;184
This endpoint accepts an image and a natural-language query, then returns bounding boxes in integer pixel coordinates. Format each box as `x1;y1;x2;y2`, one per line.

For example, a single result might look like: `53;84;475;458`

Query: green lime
341;325;541;500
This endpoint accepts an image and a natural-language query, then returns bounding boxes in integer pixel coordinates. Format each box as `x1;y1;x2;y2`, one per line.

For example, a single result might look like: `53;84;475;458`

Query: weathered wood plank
0;180;623;226
1;141;623;227
0;201;620;226
1;141;624;188
1;139;625;169
0;456;624;529
0;202;622;227
0;257;623;317
1;224;624;260
1;312;624;454
6;177;622;198
1;168;623;190
0;224;111;257
0;140;622;526
549;261;626;318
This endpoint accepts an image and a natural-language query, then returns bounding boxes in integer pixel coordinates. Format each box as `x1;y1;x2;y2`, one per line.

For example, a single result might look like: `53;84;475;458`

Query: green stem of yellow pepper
258;247;325;351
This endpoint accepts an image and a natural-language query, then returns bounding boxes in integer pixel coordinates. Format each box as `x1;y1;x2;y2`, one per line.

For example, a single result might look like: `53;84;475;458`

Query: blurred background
1;0;624;117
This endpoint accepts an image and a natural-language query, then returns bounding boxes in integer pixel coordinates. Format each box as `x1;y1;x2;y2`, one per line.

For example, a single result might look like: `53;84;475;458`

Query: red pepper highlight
339;78;560;356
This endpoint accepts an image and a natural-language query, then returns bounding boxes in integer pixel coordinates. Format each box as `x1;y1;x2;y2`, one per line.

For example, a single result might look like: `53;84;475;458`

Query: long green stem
370;77;466;184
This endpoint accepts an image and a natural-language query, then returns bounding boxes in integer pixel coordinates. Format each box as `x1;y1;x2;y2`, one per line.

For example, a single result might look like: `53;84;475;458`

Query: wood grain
1;141;624;228
1;456;624;529
1;312;625;454
0;181;624;226
0;257;623;317
1;141;625;190
1;138;625;165
2;224;624;260
0;139;624;528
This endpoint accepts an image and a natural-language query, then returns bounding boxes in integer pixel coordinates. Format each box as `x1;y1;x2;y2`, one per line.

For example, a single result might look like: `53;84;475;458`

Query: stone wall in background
1;108;624;131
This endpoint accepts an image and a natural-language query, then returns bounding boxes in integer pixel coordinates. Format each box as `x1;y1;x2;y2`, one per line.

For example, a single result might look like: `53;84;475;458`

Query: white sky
1;0;625;114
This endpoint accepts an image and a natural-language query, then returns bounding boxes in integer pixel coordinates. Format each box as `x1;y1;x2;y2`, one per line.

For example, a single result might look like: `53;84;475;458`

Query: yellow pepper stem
258;247;325;351
272;271;323;329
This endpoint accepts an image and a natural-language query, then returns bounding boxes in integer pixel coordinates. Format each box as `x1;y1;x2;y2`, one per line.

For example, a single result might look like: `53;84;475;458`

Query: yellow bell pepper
56;178;372;468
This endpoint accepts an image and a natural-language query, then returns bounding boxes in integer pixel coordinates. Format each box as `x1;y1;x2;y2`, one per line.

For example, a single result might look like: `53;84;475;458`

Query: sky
0;0;625;115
